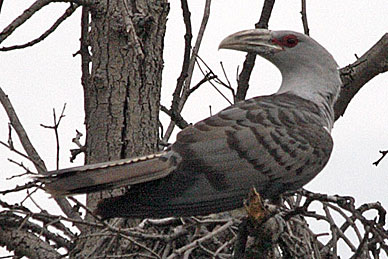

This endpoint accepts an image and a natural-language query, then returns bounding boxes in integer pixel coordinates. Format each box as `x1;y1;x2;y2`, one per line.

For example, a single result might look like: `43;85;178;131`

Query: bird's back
96;93;333;218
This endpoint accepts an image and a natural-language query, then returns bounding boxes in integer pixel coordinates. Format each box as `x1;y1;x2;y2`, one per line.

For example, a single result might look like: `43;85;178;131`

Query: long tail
36;151;178;196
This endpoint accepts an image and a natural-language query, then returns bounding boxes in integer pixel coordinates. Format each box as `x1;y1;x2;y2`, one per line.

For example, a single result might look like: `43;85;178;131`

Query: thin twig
197;55;235;95
0;88;47;173
220;61;235;98
0;140;37;166
0;4;79;51
160;105;189;129
40;104;66;169
0;87;85;230
0;200;84;236
179;0;212;110
0;181;39;195
187;73;217;96
300;0;310;35
323;203;357;253
195;56;233;105
326;202;362;242
5;161;33;180
235;0;276;102
24;189;44;211
373;150;388;166
0;0;92;44
163;0;212;143
167;220;234;259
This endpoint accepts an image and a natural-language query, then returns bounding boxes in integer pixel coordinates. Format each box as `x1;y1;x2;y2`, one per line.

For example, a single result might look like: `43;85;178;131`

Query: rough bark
73;0;169;257
0;228;60;258
0;213;61;259
0;1;387;258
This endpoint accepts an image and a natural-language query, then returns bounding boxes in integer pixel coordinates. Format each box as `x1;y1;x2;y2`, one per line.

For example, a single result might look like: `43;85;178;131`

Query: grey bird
37;29;341;219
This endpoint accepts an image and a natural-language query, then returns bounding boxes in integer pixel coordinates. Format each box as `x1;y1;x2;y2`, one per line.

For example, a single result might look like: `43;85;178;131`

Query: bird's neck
276;65;341;131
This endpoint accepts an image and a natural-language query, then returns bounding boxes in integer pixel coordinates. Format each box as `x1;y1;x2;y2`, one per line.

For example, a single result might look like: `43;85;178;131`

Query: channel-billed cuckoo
36;29;341;219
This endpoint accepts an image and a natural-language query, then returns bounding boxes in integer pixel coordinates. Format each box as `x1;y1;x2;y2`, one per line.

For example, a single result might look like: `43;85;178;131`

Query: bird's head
219;29;339;75
219;29;342;130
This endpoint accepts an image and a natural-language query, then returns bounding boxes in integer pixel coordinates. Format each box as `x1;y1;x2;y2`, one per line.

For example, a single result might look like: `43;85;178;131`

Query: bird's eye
282;35;298;48
286;37;296;45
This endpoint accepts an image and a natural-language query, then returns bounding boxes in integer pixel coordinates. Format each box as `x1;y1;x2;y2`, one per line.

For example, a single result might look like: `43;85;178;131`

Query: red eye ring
282;35;298;48
272;34;299;48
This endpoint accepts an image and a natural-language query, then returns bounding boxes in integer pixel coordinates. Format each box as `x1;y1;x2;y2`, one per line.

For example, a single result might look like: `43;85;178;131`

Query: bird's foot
244;187;270;225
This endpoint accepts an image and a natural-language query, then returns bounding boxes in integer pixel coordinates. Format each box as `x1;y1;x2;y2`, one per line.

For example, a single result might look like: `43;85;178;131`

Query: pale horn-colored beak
219;29;283;54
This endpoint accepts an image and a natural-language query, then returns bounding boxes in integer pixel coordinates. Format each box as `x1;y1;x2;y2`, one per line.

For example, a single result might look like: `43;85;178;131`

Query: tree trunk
73;1;169;257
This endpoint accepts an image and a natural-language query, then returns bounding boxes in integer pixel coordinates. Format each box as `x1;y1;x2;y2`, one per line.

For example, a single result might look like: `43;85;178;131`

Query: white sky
0;0;387;257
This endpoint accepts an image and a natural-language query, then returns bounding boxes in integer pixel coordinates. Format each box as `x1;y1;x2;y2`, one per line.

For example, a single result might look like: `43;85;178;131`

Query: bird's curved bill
219;29;283;54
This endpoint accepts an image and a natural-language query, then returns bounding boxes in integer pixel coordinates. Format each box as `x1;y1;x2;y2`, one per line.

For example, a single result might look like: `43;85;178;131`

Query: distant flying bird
37;29;341;219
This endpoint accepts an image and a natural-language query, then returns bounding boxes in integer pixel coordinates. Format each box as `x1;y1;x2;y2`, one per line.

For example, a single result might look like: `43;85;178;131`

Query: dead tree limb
0;4;79;51
163;0;212;142
0;0;92;44
300;0;309;35
171;0;193;115
0;87;86;231
0;221;61;258
334;33;388;121
0;88;46;173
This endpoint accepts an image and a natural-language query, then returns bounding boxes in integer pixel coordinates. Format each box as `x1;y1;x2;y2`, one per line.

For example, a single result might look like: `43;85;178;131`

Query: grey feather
38;151;180;196
35;29;342;218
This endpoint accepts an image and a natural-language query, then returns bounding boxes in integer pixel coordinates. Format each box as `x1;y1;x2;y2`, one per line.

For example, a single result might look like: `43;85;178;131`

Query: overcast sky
1;1;387;257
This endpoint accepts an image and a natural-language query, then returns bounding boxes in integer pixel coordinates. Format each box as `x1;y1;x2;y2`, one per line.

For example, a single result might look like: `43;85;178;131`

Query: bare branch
256;0;276;29
171;0;193;115
220;61;234;96
0;4;79;51
7;123;13;148
0;0;92;45
160;105;189;129
326;202;362;242
163;0;212;142
0;215;61;258
0;87;46;173
351;227;370;259
0;0;4;15
40;104;67;170
334;33;388;120
161;72;219;129
300;0;310;35
0;182;38;195
196;55;235;98
0;87;86;231
166;219;234;259
195;56;233;105
6;159;34;179
235;0;276;102
0;141;37;166
0;199;97;234
70;130;86;162
180;0;212;110
373;150;388;166
187;73;217;96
